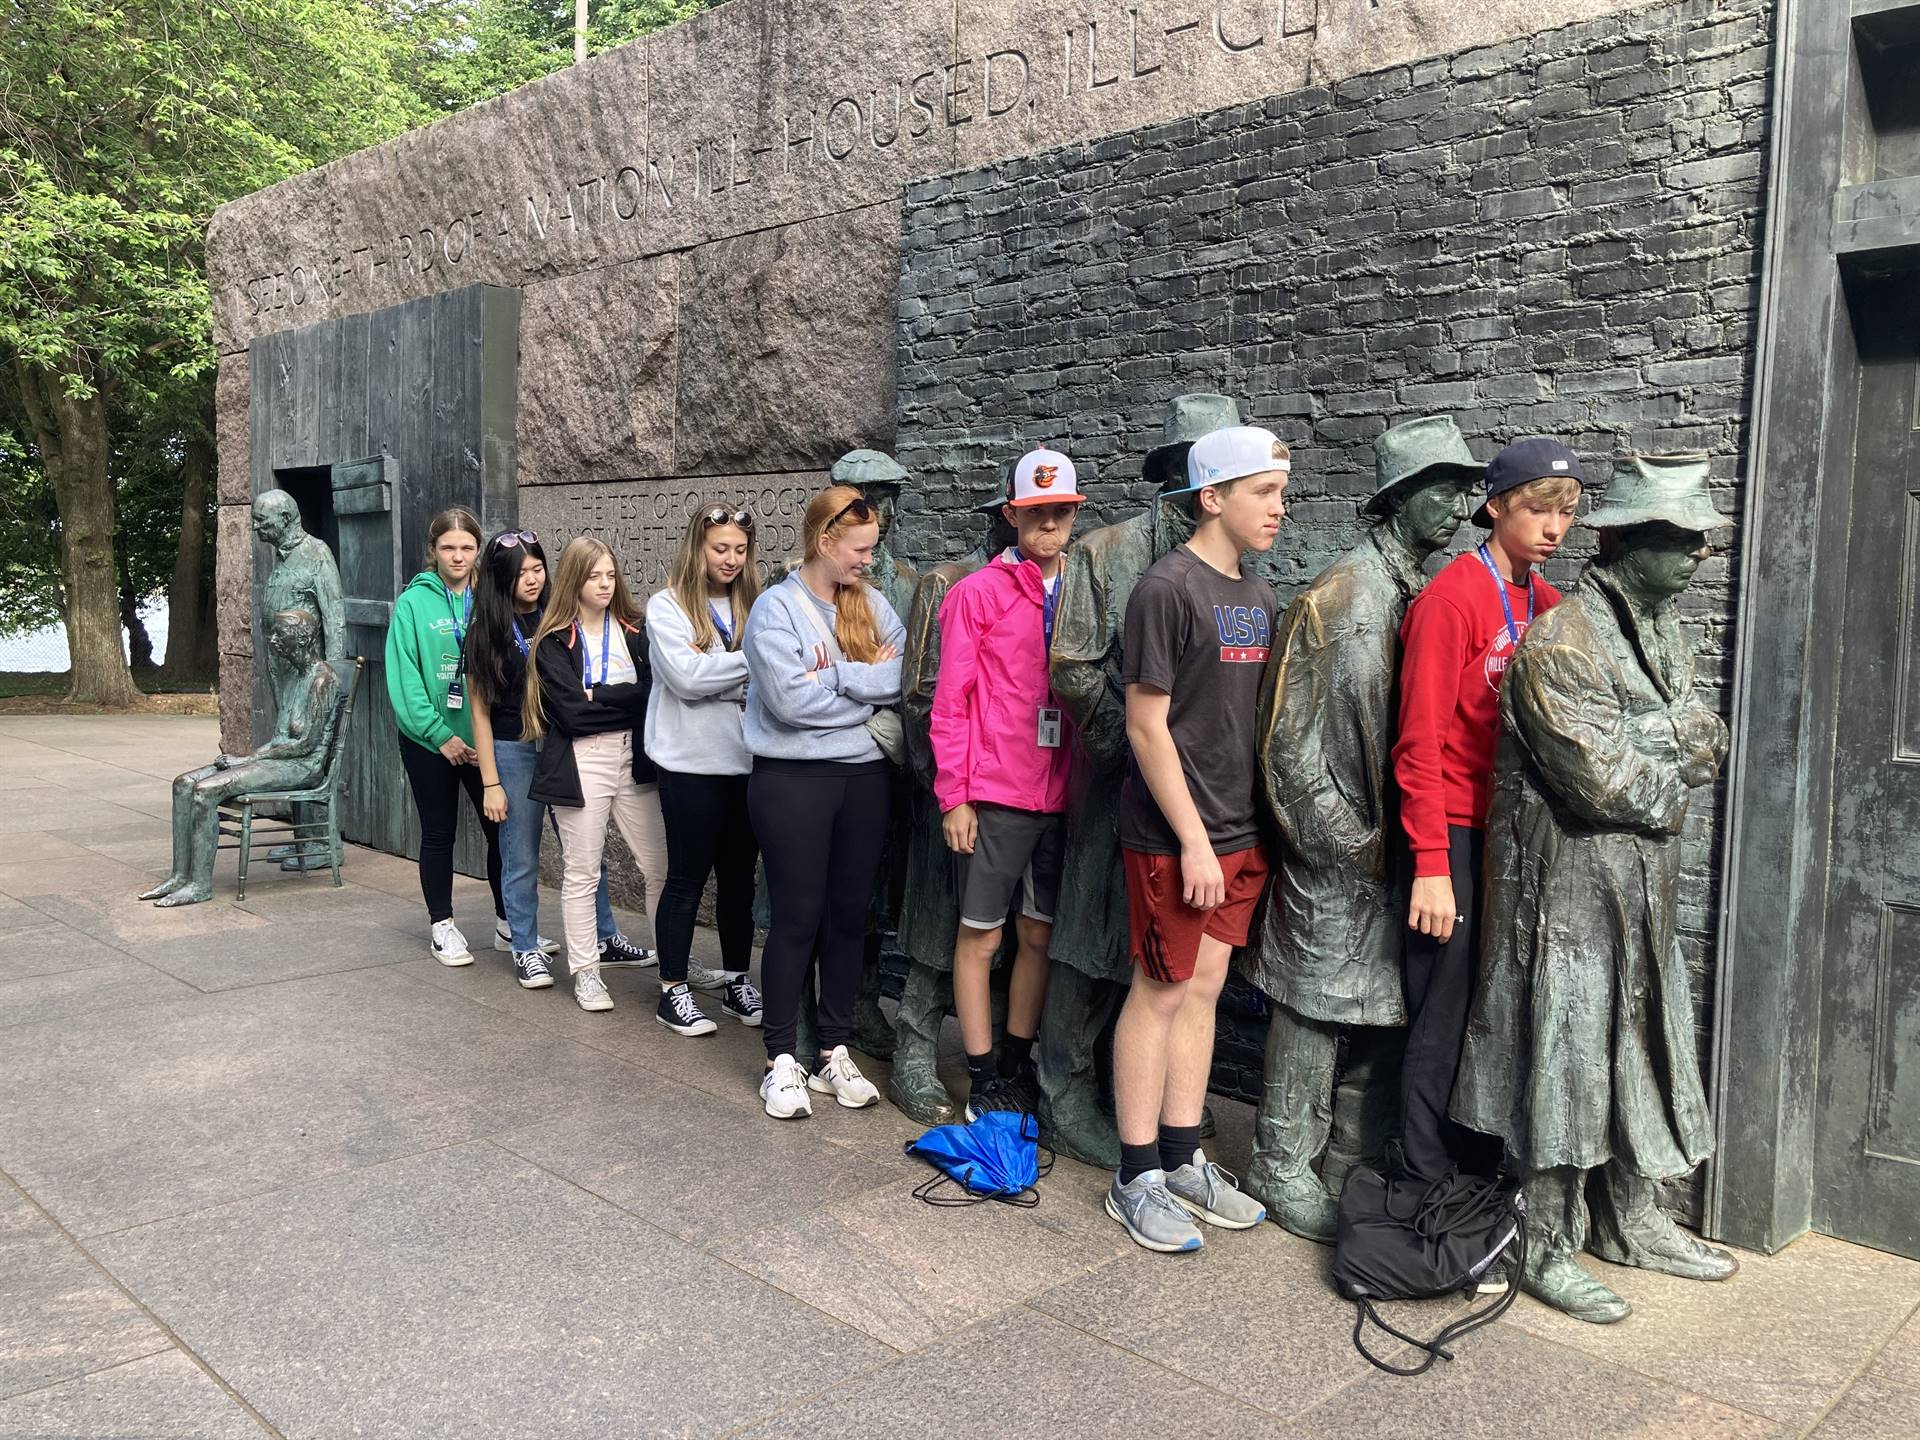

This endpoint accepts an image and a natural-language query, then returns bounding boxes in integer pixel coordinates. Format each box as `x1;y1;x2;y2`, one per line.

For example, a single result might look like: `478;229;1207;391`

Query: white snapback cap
1008;447;1087;507
1179;426;1291;494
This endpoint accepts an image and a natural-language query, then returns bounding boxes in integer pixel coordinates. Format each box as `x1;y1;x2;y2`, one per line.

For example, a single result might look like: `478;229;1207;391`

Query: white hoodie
644;588;752;775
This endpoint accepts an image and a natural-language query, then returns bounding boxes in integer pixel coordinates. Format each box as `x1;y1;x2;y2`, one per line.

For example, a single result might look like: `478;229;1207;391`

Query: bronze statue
1247;416;1483;1240
1040;395;1220;1165
139;609;350;906
888;485;1018;1124
1452;454;1737;1323
251;490;346;870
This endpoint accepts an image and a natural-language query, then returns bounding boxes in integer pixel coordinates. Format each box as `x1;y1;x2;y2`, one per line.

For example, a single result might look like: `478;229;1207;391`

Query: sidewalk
0;714;1914;1439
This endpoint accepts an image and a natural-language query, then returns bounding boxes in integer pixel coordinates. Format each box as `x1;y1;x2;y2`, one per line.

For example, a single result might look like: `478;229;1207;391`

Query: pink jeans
548;731;667;975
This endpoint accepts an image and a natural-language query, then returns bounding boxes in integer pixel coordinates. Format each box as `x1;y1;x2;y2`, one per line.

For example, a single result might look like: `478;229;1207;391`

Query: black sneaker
1000;1061;1040;1116
655;983;717;1036
721;976;763;1027
512;950;554;990
964;1075;1027;1123
599;932;657;969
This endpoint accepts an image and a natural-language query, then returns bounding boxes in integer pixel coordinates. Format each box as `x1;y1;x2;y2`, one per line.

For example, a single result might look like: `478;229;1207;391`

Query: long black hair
466;531;549;706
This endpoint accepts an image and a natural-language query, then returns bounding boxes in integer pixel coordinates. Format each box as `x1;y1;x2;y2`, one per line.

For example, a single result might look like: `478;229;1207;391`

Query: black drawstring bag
1331;1163;1526;1376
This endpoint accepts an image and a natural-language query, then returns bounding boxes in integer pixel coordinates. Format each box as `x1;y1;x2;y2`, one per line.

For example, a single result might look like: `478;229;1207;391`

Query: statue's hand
1679;755;1717;790
213;754;233;770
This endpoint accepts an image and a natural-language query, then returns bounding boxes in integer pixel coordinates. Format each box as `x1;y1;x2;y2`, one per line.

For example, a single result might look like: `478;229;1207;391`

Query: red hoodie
1393;550;1561;878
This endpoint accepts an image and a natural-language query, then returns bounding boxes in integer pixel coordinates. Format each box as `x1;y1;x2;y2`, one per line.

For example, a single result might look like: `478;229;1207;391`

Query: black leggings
397;734;503;925
749;759;891;1061
655;768;759;984
1399;824;1502;1181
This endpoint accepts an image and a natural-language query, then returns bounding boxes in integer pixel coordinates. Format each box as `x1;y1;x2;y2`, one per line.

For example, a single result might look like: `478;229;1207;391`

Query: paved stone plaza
1;713;1916;1439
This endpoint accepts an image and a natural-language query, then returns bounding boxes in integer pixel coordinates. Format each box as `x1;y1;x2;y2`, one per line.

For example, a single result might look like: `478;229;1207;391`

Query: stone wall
893;0;1773;1184
209;0;1655;751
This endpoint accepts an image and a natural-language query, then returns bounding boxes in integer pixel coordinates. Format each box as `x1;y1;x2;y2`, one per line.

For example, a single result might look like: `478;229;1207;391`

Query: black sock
1119;1141;1161;1186
965;1050;995;1087
1158;1122;1202;1175
997;1033;1034;1077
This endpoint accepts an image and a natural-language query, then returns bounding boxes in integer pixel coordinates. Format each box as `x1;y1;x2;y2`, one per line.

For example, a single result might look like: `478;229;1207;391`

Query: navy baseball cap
1474;437;1586;527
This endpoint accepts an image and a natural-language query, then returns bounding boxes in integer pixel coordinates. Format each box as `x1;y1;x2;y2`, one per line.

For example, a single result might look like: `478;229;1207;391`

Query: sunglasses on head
827;496;875;528
701;507;754;530
494;530;538;549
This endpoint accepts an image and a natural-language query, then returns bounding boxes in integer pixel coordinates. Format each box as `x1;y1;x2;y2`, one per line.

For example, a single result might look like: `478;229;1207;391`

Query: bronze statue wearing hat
1452;454;1738;1323
889;481;1019;1123
1037;394;1219;1165
1246;416;1482;1239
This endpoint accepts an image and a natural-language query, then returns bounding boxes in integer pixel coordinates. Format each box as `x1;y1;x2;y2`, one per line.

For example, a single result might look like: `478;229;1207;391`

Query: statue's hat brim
830;448;910;488
1365;416;1484;517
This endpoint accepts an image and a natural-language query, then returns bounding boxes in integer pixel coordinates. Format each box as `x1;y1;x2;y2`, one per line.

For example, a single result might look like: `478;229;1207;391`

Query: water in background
0;600;171;671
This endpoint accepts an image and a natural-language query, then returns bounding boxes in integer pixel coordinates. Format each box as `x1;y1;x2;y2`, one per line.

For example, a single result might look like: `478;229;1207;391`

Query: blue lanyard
443;583;471;648
709;600;735;650
580;614;611;687
1042;580;1058;652
1476;544;1533;646
510;617;530;658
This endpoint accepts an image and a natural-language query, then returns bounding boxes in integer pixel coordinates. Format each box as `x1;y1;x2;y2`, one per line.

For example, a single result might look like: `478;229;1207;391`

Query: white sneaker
686;961;728;991
761;1054;813;1120
494;919;559;956
573;968;614;1012
430;919;473;967
807;1045;879;1109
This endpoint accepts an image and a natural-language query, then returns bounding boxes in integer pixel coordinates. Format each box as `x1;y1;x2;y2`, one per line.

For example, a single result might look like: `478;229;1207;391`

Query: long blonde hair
668;507;762;652
803;484;886;663
522;536;644;740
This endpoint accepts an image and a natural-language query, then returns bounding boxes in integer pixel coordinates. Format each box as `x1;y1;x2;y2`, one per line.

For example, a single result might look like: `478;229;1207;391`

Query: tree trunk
118;545;155;671
158;418;216;684
15;359;143;708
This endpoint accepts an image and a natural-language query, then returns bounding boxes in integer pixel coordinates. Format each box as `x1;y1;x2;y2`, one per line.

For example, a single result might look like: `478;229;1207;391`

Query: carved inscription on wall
227;0;1328;321
517;477;821;592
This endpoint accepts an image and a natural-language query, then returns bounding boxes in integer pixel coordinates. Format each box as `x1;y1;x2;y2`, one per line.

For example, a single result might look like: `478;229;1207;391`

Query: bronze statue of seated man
140;609;347;908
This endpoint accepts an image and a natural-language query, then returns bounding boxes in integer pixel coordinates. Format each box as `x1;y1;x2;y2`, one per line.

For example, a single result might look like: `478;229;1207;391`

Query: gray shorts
953;804;1066;931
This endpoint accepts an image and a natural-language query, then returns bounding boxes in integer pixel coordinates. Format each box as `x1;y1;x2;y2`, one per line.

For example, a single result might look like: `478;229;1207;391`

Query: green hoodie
386;569;475;751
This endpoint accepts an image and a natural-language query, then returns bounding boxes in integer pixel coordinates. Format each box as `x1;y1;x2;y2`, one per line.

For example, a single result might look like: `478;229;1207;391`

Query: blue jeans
494;739;615;953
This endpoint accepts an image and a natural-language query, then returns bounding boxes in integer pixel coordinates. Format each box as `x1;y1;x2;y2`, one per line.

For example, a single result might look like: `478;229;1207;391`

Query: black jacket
528;620;657;807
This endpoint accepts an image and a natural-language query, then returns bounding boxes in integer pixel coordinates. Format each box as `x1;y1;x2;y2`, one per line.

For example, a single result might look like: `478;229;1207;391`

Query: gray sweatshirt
743;572;905;763
644;588;751;775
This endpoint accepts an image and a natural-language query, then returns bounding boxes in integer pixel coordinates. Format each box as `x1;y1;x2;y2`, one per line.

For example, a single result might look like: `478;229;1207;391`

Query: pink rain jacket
930;550;1075;815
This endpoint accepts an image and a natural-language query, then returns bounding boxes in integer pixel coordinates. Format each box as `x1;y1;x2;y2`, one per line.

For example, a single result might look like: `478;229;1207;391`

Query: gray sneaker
1165;1148;1268;1230
1105;1169;1204;1254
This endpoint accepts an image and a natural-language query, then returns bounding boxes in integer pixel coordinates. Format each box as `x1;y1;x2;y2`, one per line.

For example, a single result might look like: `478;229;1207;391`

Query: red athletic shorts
1124;844;1270;984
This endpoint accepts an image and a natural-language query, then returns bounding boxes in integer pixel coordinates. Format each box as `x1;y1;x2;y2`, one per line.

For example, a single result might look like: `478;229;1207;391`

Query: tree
0;0;429;704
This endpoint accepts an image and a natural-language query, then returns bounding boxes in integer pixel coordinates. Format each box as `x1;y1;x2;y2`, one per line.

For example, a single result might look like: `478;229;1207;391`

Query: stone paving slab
0;715;1915;1439
0;1180;171;1402
91;1141;893;1439
0;1350;267;1439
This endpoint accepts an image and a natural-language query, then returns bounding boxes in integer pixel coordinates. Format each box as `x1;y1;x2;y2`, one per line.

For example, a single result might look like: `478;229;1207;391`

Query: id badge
1037;706;1063;749
445;678;465;711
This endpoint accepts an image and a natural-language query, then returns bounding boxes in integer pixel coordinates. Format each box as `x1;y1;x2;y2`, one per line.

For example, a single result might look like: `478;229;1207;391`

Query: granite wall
893;0;1773;1200
211;0;1658;747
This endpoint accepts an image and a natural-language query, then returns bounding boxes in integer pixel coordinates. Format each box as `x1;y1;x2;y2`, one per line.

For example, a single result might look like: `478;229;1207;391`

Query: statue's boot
1522;1247;1631;1324
1246;1003;1339;1240
153;883;213;909
1587;1165;1739;1282
850;942;897;1060
1036;967;1121;1167
887;962;957;1126
1256;1171;1338;1244
139;876;186;901
280;851;331;872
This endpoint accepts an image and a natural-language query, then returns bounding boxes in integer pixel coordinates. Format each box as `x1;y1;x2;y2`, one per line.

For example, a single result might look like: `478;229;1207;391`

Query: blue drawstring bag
905;1111;1053;1208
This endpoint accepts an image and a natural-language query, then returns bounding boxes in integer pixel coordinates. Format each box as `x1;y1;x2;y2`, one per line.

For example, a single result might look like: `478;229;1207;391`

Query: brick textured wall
893;0;1772;1208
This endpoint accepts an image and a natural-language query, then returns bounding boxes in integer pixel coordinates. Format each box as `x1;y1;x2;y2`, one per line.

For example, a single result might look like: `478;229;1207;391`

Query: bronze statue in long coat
1453;454;1738;1324
1246;416;1482;1239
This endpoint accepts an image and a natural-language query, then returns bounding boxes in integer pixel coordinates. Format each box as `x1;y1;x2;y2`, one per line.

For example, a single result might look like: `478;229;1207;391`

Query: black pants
655;768;759;984
1399;824;1502;1181
749;759;891;1061
398;734;503;925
